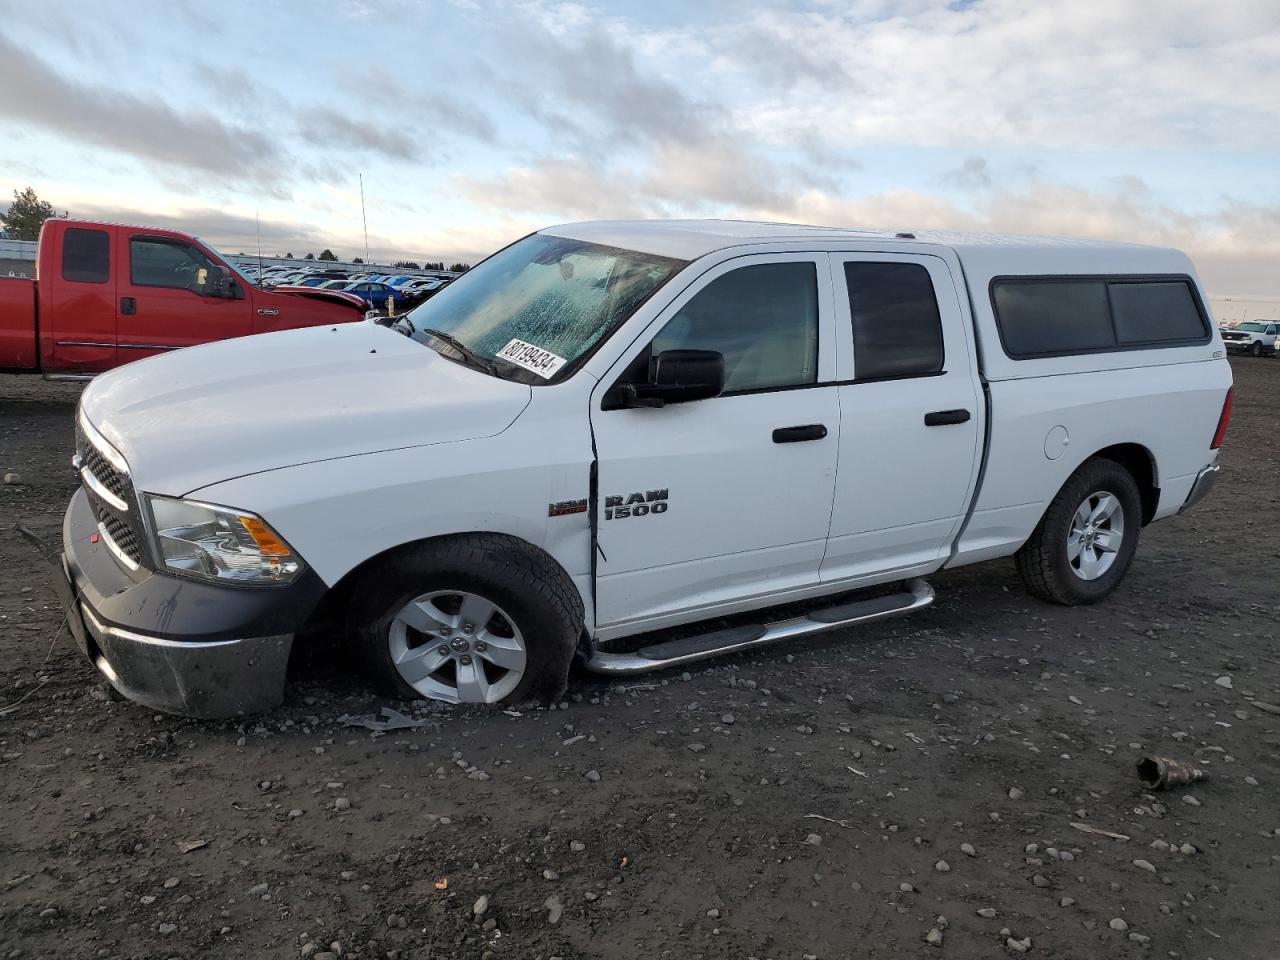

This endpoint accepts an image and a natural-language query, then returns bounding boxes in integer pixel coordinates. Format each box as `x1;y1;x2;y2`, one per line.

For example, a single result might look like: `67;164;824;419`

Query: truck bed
0;277;37;372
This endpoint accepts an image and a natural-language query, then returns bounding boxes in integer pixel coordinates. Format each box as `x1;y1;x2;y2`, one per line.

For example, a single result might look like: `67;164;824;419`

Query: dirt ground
1;359;1277;960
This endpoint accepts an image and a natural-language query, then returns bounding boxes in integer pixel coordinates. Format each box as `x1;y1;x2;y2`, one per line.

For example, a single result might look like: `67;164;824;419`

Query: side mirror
208;264;238;298
611;349;725;408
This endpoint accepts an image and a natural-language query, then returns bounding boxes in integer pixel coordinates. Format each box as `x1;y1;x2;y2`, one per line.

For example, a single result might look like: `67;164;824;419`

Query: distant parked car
1219;320;1278;357
399;277;445;296
340;281;416;310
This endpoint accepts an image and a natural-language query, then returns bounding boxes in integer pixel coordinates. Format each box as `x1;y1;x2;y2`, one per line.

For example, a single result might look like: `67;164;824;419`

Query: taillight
1210;387;1233;449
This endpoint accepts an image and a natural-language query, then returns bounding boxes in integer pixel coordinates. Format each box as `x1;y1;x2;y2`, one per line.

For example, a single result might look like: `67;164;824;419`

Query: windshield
1237;322;1267;332
397;233;686;384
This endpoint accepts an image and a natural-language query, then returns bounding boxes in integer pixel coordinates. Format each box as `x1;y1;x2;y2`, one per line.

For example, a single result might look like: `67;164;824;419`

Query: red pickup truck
0;219;366;378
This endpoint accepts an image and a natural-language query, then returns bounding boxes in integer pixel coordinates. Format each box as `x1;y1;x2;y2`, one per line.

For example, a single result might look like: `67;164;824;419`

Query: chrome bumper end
1179;463;1220;515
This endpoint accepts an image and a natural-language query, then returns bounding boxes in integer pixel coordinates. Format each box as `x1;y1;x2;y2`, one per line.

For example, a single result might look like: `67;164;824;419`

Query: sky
1;0;1277;295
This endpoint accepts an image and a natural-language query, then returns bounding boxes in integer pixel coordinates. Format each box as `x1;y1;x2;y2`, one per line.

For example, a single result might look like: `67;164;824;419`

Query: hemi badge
548;498;588;517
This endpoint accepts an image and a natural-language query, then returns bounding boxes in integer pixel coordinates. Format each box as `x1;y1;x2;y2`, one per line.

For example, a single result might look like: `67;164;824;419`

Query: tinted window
650;261;819;393
1109;281;1207;343
993;277;1210;357
845;261;943;379
130;238;217;294
993;281;1113;356
62;228;109;284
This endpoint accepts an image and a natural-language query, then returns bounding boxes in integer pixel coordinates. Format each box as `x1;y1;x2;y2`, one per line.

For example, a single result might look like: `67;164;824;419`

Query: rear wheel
348;535;583;705
1016;458;1142;605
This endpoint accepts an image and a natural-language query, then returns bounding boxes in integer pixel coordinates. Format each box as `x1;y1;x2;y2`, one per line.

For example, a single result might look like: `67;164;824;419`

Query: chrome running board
584;578;934;675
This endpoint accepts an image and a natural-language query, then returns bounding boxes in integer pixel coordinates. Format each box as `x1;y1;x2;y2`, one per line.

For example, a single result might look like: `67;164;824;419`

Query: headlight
146;495;304;585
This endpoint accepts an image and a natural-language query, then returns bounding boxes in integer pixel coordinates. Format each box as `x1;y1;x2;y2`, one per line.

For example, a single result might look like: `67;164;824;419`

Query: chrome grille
91;497;142;566
76;413;145;568
79;437;129;502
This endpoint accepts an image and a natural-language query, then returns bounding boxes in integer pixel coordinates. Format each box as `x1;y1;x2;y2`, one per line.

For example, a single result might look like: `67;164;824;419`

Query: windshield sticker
496;338;568;379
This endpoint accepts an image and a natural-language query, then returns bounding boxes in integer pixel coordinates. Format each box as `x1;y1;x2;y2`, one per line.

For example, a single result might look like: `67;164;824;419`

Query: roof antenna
895;231;916;239
255;211;264;282
359;173;371;266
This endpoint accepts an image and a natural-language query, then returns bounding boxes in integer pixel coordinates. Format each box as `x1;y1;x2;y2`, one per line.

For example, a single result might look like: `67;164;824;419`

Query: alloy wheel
388;590;526;703
1067;491;1125;581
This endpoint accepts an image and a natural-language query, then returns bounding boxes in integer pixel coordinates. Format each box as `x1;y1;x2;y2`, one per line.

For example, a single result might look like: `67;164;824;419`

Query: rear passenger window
844;262;944;379
992;277;1209;358
650;261;819;393
1109;281;1206;343
62;228;109;284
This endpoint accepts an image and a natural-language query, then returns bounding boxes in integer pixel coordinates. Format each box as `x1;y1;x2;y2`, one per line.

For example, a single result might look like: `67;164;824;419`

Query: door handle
120;297;136;316
772;424;828;443
924;409;971;426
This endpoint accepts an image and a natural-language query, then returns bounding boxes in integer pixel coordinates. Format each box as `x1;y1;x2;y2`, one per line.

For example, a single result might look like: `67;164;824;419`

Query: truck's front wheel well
294;533;583;647
1091;443;1159;525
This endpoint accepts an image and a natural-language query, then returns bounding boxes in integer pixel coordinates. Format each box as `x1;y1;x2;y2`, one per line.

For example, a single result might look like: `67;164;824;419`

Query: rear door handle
120;297;136;316
924;409;971;426
772;424;828;443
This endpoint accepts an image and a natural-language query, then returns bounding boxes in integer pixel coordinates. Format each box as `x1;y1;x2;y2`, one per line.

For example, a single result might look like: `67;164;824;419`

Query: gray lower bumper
55;487;325;719
78;601;292;718
1179;463;1220;514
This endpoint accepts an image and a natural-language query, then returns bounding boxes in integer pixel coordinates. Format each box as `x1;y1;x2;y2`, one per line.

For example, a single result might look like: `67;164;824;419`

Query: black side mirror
208;264;238;298
610;349;725;408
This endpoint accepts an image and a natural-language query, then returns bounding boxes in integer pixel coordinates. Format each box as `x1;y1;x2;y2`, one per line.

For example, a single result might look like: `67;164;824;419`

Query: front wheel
347;535;584;706
1250;341;1263;357
1016;458;1142;605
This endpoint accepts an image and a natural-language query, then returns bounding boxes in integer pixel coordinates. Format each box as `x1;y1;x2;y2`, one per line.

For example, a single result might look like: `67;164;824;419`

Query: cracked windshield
398;233;685;383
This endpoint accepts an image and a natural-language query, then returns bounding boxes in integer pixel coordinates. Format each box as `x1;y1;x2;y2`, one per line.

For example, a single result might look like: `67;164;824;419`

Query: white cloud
715;1;1280;152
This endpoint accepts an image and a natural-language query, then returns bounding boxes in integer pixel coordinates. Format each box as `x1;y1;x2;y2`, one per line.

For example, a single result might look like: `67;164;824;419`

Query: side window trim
127;234;215;293
61;227;111;284
990;273;1212;360
598;253;836;408
842;259;946;381
649;260;821;395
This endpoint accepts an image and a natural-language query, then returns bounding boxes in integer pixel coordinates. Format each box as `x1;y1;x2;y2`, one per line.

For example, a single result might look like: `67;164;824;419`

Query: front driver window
130;237;218;295
648;261;819;393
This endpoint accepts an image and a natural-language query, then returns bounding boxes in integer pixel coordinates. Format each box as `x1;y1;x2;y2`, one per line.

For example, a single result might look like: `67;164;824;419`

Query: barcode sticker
495;338;568;379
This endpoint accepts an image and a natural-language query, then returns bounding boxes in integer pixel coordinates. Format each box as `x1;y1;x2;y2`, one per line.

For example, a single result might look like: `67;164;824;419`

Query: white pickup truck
56;220;1233;717
1219;319;1279;357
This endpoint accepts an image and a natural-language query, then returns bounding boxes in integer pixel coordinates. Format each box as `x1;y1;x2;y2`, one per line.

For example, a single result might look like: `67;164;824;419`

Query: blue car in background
340;281;417;310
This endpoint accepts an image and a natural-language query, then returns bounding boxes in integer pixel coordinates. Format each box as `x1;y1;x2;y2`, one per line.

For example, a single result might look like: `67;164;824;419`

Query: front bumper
57;488;327;718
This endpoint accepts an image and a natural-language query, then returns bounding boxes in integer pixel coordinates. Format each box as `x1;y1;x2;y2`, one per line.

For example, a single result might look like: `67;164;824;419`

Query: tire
347;534;584;706
1015;457;1142;605
1249;341;1263;357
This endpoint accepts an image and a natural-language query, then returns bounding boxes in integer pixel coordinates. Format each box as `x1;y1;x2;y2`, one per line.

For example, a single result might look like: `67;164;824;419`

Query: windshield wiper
422;328;500;376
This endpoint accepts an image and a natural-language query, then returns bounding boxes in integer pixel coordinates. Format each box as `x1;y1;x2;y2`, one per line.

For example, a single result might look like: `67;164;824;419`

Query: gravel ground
1;359;1277;960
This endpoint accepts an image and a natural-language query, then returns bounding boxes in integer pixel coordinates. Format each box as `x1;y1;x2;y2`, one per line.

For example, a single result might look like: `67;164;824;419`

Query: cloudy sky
1;0;1277;294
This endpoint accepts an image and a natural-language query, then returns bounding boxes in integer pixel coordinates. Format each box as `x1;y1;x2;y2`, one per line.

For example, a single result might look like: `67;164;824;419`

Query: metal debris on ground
1069;822;1130;841
1137;755;1208;790
340;707;426;731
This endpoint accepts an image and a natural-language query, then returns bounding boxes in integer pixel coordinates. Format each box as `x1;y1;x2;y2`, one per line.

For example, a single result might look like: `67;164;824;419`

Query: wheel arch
1088;443;1159;525
296;531;585;642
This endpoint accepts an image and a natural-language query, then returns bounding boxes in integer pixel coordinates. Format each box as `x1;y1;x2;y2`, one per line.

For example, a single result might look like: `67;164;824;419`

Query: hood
271;286;367;310
80;322;531;496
